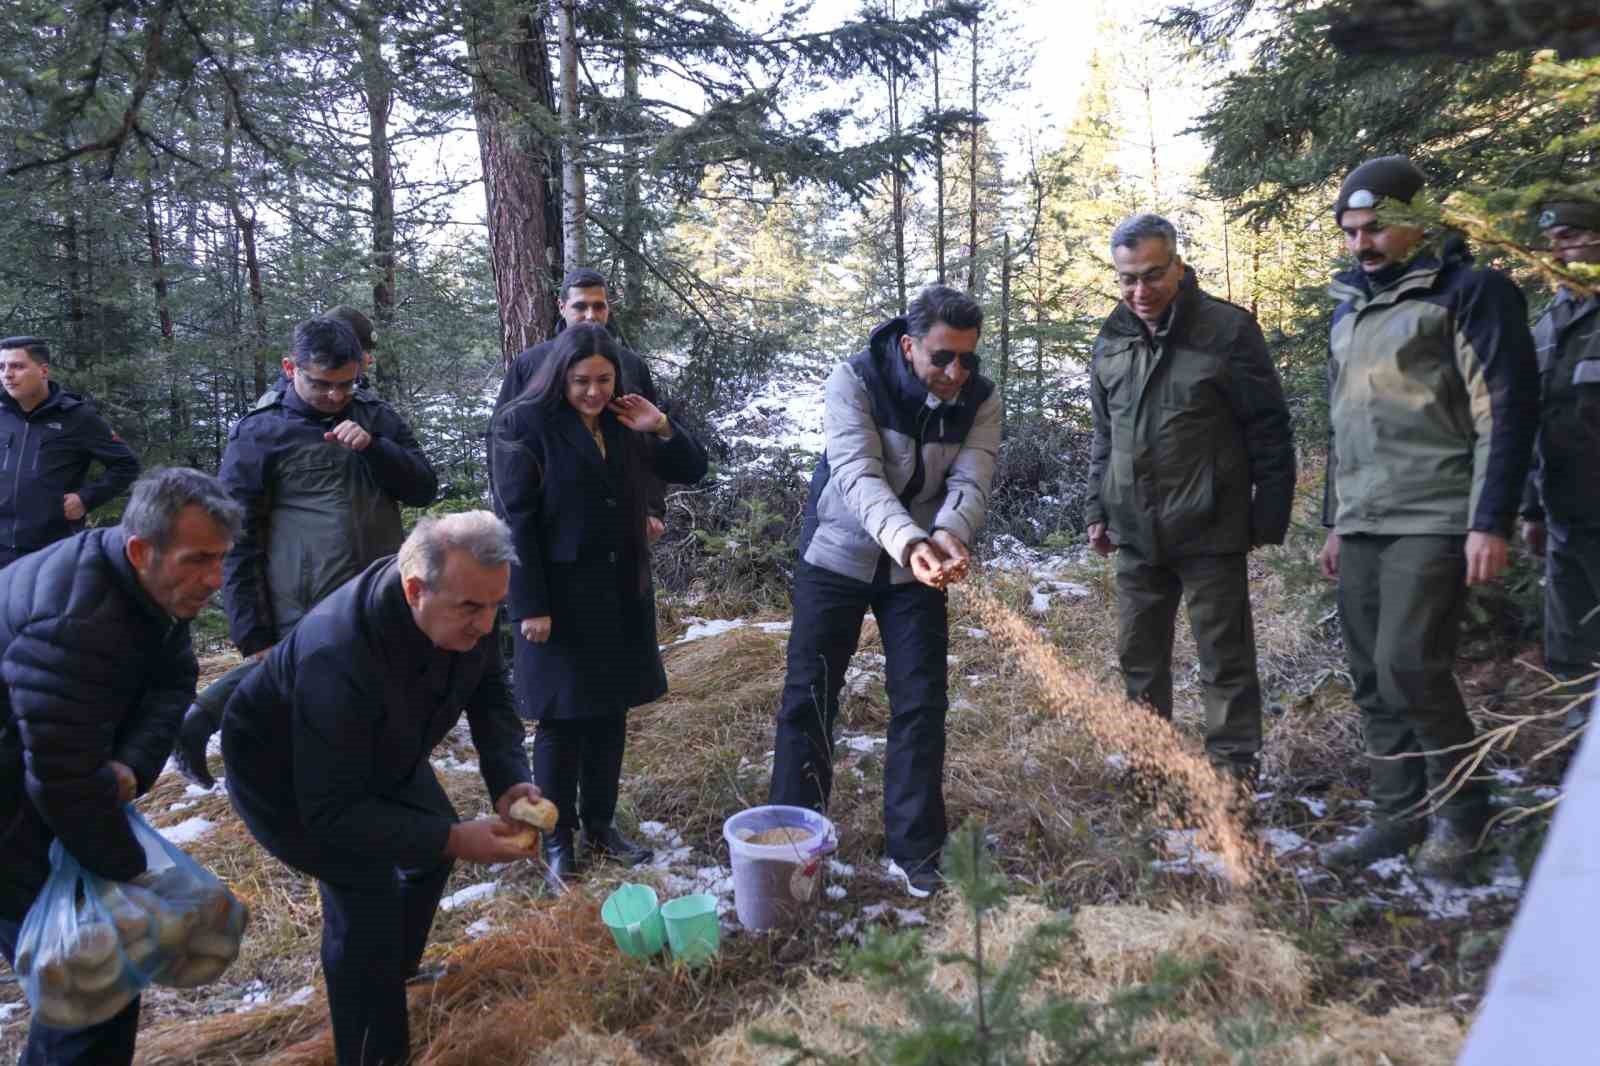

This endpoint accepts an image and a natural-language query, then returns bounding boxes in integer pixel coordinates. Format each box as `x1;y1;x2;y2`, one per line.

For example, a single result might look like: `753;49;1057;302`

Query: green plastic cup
601;884;665;960
660;893;720;965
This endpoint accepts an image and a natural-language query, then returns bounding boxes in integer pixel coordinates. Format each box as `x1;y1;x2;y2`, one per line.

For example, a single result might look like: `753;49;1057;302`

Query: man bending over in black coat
0;467;241;1066
220;510;541;1066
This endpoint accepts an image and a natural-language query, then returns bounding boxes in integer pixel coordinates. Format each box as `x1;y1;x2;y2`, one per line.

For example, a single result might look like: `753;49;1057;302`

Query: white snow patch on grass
159;816;216;846
440;881;497;911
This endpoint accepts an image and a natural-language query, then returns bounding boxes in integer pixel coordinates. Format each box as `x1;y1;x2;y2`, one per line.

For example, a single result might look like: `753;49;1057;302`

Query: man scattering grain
0;468;241;1066
768;284;1001;898
220;512;542;1066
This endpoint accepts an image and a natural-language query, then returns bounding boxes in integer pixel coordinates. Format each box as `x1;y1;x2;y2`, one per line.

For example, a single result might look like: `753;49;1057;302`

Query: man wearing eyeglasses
1520;195;1600;734
769;284;1000;898
173;316;438;789
1086;213;1295;786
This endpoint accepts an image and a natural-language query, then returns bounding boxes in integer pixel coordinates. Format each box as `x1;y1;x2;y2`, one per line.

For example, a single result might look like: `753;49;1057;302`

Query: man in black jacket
221;511;540;1066
494;268;666;537
0;336;141;568
1521;195;1600;732
0;467;240;1066
174;316;437;787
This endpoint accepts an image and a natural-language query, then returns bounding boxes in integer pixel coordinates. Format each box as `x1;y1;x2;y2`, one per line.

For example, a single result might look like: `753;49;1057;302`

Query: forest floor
0;501;1577;1064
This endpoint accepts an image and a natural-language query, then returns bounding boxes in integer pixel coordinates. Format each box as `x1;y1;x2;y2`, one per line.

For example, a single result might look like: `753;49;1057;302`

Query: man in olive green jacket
1521;195;1600;733
1086;213;1295;778
1318;157;1538;880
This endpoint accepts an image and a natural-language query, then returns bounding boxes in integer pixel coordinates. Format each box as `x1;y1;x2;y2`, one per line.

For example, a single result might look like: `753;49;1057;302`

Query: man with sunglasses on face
1087;213;1295;786
1520;194;1600;733
171;316;438;789
769;284;1000;898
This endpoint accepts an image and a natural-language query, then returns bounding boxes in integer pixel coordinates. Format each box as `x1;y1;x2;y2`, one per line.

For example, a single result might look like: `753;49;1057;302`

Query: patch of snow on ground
167;800;196;813
286;985;316;1007
241;979;272;1008
0;1002;25;1023
660;865;736;913
962;627;989;640
184;782;222;798
159;816;215;846
985;534;1081;578
440;882;497;911
839;734;887;754
1152;828;1230;879
711;376;828;460
431;753;479;775
827;859;856;878
465;918;495;938
1363;854;1525;920
1296;796;1328;818
1491;768;1525;786
1030;579;1092;615
677;618;745;643
860;902;926;926
825;884;847;901
1261;828;1308;857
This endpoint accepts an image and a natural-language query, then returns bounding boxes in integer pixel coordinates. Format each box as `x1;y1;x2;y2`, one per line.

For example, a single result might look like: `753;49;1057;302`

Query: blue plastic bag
13;806;248;1029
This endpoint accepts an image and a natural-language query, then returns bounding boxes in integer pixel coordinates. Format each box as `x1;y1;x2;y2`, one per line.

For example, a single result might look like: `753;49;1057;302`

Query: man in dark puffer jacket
0;468;240;1066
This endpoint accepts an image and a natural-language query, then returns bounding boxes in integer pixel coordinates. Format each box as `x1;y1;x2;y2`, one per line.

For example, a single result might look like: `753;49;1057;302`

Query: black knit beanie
1334;156;1426;224
1537;200;1600;232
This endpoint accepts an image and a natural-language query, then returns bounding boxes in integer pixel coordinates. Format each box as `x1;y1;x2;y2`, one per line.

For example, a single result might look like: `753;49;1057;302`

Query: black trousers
226;752;455;1066
770;557;948;866
0;917;141;1066
532;714;627;834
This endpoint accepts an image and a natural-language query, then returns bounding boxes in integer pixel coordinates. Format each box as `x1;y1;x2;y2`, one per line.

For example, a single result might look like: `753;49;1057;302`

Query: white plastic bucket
722;805;836;931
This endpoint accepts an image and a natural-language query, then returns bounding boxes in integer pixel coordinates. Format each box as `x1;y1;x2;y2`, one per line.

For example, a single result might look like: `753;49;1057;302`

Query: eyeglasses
928;350;980;371
299;373;359;395
1117;260;1174;288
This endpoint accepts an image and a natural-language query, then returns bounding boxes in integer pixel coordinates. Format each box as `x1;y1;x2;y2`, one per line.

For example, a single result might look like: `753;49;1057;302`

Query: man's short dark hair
0;336;50;365
122;467;243;553
559;268;608;300
325;305;376;350
905;285;983;337
290;316;364;371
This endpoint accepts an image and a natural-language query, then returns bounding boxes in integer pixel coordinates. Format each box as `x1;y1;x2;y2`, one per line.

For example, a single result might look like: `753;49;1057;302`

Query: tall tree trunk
142;178;173;341
223;95;268;396
558;0;586;270
468;1;560;363
999;233;1010;430
63;199;85;367
619;1;644;340
358;0;399;396
966;16;978;291
933;47;946;285
887;0;906;313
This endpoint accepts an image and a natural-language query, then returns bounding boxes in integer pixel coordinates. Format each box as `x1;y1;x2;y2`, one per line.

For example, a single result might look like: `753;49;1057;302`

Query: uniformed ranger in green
1318;157;1539;879
1086;214;1296;780
1520;195;1600;733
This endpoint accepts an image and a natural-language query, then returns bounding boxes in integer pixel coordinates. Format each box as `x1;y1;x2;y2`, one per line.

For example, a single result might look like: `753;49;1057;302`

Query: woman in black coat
490;323;707;891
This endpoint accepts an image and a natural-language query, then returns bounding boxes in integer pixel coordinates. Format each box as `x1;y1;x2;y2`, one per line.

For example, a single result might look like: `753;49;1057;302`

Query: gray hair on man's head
1110;213;1179;258
398;511;518;587
121;467;244;553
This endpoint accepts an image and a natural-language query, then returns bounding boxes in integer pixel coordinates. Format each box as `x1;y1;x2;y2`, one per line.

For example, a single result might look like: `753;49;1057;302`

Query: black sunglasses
928;351;980;371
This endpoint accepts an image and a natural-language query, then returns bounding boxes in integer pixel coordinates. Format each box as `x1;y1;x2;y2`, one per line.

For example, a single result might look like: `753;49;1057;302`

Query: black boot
1414;809;1487;882
1320;818;1426;871
582;824;653;866
542;829;579;895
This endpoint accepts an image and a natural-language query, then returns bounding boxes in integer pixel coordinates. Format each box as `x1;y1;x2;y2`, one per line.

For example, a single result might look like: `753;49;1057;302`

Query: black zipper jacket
0;383;140;557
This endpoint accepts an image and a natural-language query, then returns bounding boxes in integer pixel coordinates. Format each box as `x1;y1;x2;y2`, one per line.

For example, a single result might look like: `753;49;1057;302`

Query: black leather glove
174;702;221;789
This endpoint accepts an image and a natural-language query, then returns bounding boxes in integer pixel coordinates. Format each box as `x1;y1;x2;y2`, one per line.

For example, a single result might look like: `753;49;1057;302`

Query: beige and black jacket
1322;248;1538;537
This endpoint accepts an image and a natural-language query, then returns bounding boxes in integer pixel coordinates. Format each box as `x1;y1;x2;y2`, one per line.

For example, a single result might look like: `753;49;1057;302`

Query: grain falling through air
957;584;1260;886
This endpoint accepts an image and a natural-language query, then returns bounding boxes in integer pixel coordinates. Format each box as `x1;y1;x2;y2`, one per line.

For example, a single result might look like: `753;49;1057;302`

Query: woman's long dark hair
494;322;653;584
